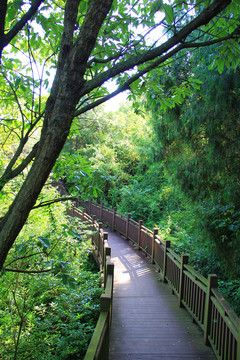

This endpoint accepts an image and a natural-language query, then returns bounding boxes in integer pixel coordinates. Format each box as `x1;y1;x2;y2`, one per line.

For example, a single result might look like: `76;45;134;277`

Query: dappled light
113;251;151;285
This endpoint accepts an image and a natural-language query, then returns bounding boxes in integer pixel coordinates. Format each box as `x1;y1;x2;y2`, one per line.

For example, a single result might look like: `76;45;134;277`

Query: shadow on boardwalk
107;228;216;360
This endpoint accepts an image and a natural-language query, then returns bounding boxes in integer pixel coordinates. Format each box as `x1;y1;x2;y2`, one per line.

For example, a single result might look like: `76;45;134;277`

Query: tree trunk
0;0;113;270
0;95;77;268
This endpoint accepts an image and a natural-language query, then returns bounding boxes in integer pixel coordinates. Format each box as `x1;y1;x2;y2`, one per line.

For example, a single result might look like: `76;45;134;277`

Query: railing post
82;208;86;221
96;222;103;255
89;198;92;214
151;228;158;264
163;240;170;283
126;214;131;240
138;220;143;250
204;274;218;345
112;207;116;231
92;214;96;228
91;215;97;246
104;247;111;288
100;202;104;222
106;262;114;291
102;232;108;271
179;254;189;307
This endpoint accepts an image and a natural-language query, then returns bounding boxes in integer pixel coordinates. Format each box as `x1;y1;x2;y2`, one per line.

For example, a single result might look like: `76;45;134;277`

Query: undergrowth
0;207;102;360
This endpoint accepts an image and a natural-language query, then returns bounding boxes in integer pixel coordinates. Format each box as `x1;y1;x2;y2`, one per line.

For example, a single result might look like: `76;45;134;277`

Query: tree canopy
0;0;240;270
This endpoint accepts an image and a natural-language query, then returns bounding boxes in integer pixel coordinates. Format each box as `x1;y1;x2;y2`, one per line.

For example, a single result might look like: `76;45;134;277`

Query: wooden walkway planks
107;228;216;360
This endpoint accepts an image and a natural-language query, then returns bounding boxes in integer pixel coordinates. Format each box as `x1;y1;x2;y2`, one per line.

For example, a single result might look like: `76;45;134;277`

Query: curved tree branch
5;252;44;267
1;69;26;125
0;111;44;191
87;51;123;67
33;196;78;209
78;0;232;100
0;142;39;191
74;33;237;116
0;0;44;62
4;267;51;273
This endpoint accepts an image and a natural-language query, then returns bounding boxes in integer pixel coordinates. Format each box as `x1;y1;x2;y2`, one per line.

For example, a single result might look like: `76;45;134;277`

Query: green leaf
68;230;82;240
93;187;98;198
79;0;89;14
163;4;174;24
61;274;78;288
15;243;28;254
208;59;217;70
217;60;224;74
37;236;51;248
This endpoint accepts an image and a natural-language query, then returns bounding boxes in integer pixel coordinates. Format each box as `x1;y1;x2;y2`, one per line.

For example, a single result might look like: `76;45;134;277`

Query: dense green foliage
0;194;102;359
142;46;240;280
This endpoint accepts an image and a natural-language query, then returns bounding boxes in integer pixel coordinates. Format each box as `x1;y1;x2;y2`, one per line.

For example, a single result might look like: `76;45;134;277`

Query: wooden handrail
84;272;114;360
184;264;208;286
68;206;114;360
211;288;239;331
84;312;109;360
79;199;240;360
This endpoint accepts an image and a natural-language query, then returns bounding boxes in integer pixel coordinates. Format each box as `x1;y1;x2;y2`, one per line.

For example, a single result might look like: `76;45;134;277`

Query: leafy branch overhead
0;0;239;270
0;0;44;62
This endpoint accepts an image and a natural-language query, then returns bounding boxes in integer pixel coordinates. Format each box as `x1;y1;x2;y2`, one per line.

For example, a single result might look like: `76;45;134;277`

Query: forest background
0;0;240;359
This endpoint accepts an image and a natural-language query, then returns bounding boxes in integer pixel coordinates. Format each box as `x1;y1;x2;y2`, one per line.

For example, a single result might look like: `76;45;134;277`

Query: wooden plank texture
107;229;216;360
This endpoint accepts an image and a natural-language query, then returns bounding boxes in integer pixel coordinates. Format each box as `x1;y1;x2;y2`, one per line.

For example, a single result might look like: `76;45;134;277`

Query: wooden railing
67;207;114;360
79;199;240;360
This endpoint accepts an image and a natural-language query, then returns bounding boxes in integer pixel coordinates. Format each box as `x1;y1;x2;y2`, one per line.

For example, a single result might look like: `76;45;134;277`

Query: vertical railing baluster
179;254;188;307
163;240;170;283
91;215;96;246
204;274;218;345
102;232;108;271
100;202;103;222
126;213;130;240
151;228;158;264
82;208;86;221
138;220;143;250
112;207;116;231
97;222;102;257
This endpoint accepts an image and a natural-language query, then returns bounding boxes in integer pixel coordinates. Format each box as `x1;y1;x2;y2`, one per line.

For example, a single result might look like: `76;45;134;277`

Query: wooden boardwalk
107;228;216;360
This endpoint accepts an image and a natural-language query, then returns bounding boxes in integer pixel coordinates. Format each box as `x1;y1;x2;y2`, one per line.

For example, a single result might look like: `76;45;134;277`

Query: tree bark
0;0;113;270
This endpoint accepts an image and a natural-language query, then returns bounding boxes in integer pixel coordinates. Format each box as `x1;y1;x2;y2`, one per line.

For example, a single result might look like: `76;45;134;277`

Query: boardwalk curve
77;200;239;360
107;228;216;360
